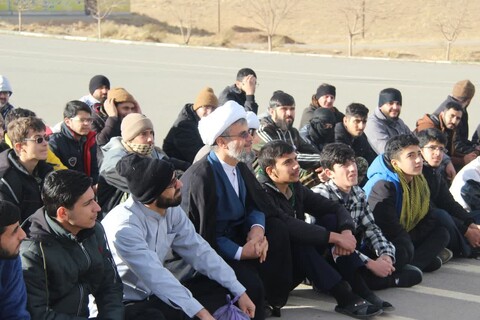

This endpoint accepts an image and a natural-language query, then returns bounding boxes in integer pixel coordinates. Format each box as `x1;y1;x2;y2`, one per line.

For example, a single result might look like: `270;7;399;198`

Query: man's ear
64;117;72;127
343;116;348;126
324;167;335;180
390;158;398;167
265;165;275;178
14;142;23;154
216;136;227;148
56;207;68;222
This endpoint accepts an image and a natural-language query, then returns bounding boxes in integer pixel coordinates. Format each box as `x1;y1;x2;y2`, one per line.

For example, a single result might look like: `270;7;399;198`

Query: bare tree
168;0;195;45
245;0;298;51
14;0;34;32
437;0;469;60
337;0;376;57
87;0;126;39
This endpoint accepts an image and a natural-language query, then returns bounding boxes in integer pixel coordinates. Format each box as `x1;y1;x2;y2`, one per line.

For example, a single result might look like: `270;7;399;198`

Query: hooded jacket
49;123;99;184
97;137;169;214
363;154;437;243
163;103;204;164
20;208;124;319
0;150;53;222
364;106;411;155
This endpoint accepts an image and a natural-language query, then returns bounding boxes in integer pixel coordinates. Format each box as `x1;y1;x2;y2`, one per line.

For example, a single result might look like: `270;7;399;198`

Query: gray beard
228;148;256;164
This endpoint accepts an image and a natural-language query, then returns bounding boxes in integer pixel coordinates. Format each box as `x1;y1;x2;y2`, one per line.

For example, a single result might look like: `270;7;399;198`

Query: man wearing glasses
418;128;480;259
49;100;99;185
0;117;53;222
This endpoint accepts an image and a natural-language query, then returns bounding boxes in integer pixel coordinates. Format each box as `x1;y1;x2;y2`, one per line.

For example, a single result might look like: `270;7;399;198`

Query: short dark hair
236;68;257;81
42;170;92;218
63;100;91;119
385;134;419;161
320;143;356;170
257;140;295;172
269;90;295;109
5;108;36;129
345;103;369;118
416;128;447;148
443;101;463;113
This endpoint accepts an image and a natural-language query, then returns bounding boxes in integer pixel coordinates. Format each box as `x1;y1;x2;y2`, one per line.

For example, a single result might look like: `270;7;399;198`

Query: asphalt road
2;32;480;319
2;32;480;144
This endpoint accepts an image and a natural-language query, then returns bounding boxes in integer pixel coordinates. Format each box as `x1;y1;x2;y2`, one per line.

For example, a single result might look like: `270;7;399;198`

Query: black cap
116;154;175;204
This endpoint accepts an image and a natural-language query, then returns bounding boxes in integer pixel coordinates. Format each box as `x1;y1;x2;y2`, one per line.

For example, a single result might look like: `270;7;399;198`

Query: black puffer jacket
20;208;124;319
0;150;53;222
163;103;203;164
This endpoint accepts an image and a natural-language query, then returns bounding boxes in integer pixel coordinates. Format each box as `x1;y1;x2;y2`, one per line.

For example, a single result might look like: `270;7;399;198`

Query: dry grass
3;0;480;61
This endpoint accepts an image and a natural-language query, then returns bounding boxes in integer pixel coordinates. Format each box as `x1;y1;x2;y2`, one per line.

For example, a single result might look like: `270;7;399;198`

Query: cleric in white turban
198;101;247;146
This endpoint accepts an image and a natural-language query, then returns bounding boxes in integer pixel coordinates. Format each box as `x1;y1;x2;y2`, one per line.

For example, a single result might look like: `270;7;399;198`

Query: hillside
2;0;480;61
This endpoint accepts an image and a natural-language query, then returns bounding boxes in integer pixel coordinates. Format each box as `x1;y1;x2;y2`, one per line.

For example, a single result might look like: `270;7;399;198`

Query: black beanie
89;75;110;95
312;107;336;125
378;88;402;107
116;153;175;204
315;84;336;99
0;201;21;227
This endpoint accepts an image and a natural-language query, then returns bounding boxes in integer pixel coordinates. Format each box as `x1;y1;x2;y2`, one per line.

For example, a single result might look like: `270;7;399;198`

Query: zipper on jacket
77;283;85;316
78;241;91;269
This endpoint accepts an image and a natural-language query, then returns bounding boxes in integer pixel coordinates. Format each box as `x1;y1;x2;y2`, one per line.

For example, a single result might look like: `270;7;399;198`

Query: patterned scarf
393;164;430;232
123;140;154;156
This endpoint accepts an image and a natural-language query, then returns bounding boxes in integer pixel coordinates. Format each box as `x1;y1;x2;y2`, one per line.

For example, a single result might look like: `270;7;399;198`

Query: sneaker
394;264;423;287
423;256;443;272
438;248;453;264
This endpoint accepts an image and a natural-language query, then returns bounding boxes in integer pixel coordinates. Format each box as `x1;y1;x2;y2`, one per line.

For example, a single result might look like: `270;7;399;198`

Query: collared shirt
312;180;396;263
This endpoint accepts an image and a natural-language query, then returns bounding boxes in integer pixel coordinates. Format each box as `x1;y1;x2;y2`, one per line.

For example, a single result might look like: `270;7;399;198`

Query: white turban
246;111;260;130
198;100;247;145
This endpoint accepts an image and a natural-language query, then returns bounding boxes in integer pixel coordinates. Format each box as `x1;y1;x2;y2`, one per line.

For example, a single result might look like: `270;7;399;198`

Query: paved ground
281;258;480;320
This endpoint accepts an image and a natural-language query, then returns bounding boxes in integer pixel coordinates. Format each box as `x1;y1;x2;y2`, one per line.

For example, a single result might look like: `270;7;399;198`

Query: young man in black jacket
257;140;383;319
417;128;480;258
20;170;124;319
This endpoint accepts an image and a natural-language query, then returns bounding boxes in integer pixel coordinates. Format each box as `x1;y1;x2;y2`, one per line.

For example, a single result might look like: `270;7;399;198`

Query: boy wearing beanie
299;83;345;128
79;74;110;109
163;87;218;164
98;113;189;214
364;88;411;155
0;75;15;122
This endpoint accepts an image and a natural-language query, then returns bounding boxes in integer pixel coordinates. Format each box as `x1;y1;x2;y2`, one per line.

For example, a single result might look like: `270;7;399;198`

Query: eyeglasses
220;131;250;140
166;172;180;189
24;135;49;144
422;146;447;153
70;117;94;124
